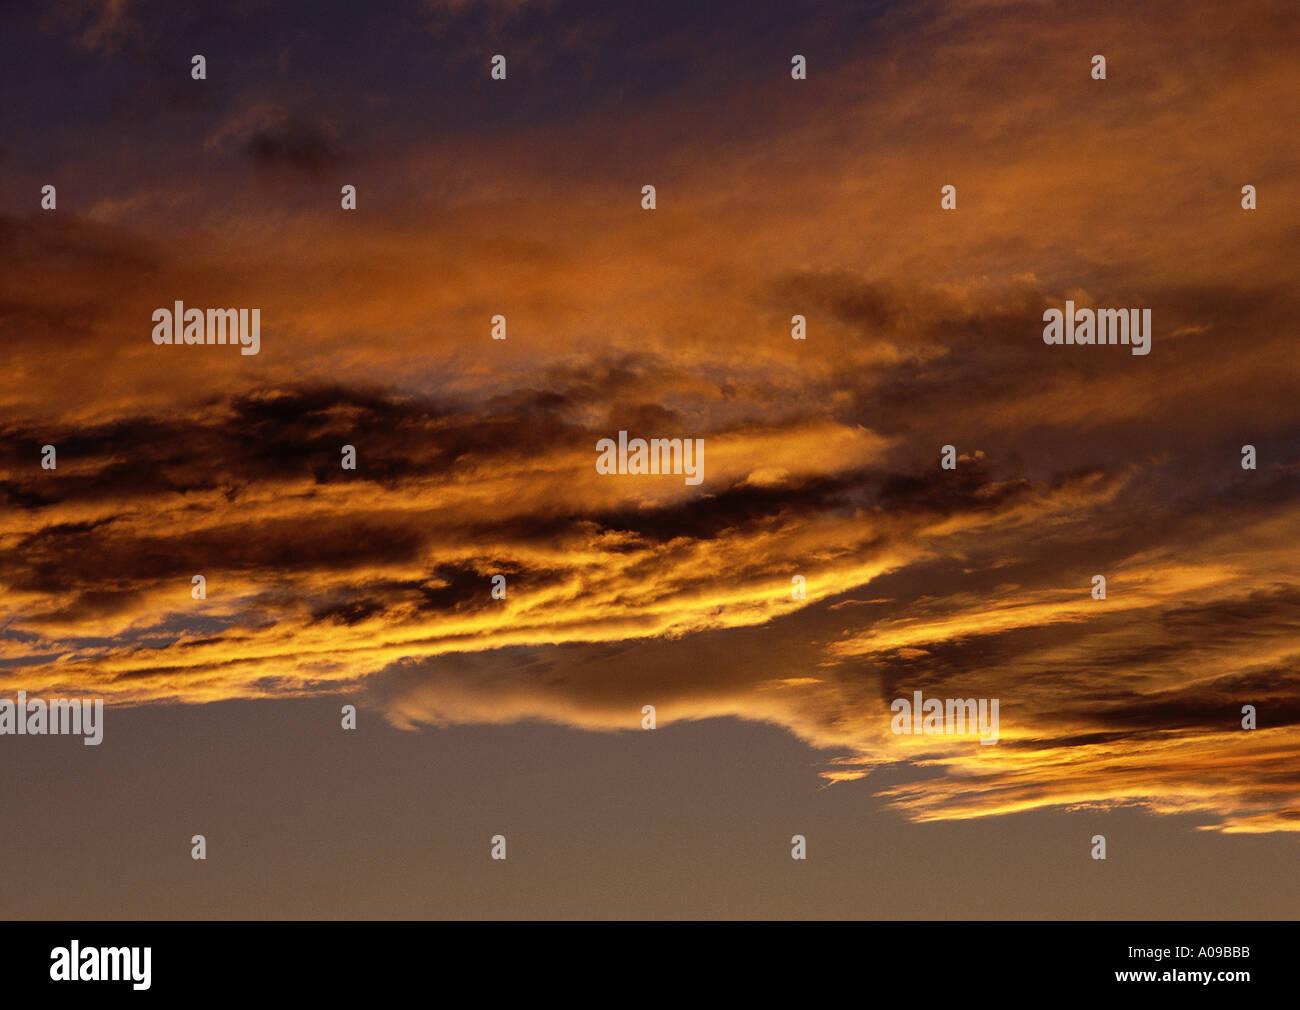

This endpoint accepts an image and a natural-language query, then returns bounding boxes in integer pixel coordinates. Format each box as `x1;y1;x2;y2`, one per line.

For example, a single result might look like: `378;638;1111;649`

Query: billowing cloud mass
1;0;1297;834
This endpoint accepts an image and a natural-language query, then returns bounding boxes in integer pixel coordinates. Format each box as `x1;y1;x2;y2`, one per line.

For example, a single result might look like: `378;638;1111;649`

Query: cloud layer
2;0;1297;833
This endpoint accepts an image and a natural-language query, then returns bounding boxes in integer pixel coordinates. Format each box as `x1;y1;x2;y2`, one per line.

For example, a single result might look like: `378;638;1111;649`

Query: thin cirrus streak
1;0;1298;836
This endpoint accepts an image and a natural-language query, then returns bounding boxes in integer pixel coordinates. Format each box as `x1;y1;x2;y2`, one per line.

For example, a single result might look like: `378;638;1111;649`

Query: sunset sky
2;0;1298;918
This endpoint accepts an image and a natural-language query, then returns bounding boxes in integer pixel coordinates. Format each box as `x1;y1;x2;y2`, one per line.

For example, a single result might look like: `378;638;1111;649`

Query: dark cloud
245;116;345;179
